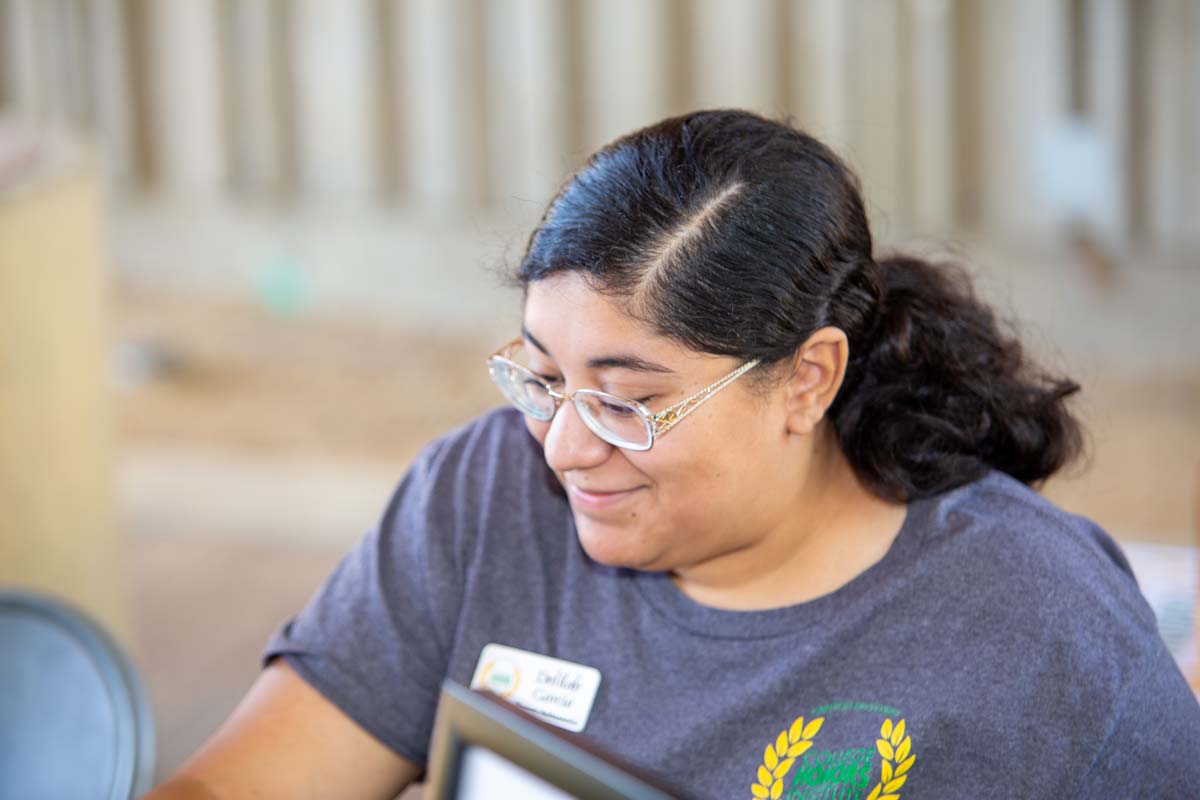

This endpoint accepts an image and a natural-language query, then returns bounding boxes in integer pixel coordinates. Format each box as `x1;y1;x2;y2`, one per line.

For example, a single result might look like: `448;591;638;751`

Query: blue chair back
0;590;155;800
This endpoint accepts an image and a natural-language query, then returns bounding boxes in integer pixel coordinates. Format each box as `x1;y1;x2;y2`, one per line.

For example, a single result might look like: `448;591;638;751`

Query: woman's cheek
525;416;550;447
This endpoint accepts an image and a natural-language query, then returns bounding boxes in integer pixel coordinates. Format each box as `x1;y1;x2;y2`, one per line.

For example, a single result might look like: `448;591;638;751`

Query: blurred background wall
1;0;1197;783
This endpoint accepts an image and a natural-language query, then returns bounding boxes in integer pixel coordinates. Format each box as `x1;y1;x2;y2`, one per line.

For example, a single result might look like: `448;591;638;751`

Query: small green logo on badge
480;658;520;697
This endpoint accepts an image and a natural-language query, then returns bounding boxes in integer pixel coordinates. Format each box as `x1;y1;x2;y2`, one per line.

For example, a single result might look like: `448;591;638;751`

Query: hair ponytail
829;255;1084;502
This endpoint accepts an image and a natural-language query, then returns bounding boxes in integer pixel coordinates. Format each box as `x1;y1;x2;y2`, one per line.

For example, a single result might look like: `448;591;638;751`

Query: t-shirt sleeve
1071;647;1200;798
262;436;469;766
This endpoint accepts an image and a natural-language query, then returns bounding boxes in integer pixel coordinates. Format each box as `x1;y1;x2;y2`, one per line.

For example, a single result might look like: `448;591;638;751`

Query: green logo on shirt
747;708;916;800
784;747;873;799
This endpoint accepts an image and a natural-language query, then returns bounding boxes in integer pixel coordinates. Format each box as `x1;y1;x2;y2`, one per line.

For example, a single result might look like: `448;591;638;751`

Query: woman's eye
537;373;563;386
600;400;637;416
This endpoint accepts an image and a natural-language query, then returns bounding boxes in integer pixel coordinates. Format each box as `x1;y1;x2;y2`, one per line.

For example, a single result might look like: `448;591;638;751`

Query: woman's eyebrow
586;355;674;374
521;324;674;374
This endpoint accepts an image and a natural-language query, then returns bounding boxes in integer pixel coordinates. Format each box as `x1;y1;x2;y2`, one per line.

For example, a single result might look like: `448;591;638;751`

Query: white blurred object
456;747;574;800
1122;541;1198;669
1034;115;1120;228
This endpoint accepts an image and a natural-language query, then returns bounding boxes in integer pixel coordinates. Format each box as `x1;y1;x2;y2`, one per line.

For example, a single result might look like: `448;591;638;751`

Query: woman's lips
567;484;643;513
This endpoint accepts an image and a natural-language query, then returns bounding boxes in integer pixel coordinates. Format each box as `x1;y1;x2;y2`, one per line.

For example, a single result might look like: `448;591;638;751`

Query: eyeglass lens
487;357;653;449
488;361;557;421
573;392;653;449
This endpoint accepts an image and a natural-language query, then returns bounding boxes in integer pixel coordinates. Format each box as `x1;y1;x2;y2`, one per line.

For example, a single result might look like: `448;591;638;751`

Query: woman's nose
542;399;612;473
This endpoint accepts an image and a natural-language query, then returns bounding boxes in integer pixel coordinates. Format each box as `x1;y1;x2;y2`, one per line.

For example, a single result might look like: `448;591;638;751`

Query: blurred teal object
255;254;310;316
0;590;156;800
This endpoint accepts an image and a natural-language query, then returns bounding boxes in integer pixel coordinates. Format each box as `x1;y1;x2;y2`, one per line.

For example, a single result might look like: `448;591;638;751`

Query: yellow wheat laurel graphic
748;715;824;799
864;717;916;800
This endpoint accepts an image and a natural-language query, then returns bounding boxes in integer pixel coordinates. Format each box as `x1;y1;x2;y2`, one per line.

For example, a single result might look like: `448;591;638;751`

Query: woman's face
521;272;805;574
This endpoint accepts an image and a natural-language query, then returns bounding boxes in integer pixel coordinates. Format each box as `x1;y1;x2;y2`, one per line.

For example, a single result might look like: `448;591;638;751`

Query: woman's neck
670;428;907;611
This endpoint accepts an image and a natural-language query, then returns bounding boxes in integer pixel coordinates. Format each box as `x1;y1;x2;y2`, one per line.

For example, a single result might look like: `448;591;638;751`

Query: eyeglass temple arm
651;359;760;435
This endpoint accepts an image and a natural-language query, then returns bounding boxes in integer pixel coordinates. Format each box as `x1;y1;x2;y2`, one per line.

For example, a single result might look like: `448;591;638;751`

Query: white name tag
470;643;602;733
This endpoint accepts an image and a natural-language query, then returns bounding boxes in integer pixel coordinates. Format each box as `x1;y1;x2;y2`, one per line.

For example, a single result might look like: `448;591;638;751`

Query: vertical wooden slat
1126;0;1150;241
775;0;794;123
269;0;298;205
975;0;1068;237
1085;0;1132;242
216;0;239;195
32;0;63;122
561;0;588;167
577;0;674;154
906;0;955;233
398;0;487;213
951;0;983;230
0;0;41;115
1144;0;1189;246
1183;0;1200;248
789;0;850;152
666;0;695;118
481;0;572;218
847;0;905;235
689;0;781;113
58;0;94;128
896;2;916;234
143;0;226;198
0;0;9;108
373;0;403;202
220;0;292;202
290;0;378;203
7;0;42;120
123;0;157;190
1069;0;1089;114
88;0;137;192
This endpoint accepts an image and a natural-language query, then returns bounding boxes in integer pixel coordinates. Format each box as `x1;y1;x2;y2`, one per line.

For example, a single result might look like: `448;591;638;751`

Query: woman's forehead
522;274;708;368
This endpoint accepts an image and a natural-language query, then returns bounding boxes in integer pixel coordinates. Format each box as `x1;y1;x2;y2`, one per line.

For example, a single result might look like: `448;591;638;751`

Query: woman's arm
143;659;423;800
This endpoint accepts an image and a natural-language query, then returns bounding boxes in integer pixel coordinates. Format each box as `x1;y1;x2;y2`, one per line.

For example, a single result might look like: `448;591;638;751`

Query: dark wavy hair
515;109;1083;502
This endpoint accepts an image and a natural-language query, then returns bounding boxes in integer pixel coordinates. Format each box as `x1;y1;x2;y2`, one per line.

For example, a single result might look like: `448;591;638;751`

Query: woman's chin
573;517;663;571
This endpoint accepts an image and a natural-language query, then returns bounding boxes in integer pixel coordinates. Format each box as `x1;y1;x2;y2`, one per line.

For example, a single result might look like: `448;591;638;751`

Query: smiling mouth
567;484;644;512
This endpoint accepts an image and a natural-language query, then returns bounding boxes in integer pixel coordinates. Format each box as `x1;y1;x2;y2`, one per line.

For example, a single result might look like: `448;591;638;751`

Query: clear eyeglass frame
485;337;760;451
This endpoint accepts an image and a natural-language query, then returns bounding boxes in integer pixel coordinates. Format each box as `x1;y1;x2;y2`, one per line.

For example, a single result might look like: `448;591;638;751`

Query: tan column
0;143;125;644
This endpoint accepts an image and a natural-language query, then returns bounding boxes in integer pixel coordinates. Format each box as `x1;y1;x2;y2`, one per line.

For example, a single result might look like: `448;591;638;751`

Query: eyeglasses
486;337;760;451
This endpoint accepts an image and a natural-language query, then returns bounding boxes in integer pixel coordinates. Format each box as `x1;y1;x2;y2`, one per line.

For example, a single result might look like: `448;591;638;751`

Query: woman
147;110;1199;799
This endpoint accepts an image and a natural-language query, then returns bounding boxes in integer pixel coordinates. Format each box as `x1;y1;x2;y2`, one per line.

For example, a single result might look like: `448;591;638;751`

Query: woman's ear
784;326;850;436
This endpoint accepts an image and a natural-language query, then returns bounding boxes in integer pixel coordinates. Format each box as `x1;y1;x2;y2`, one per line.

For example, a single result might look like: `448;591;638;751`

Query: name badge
470;643;602;733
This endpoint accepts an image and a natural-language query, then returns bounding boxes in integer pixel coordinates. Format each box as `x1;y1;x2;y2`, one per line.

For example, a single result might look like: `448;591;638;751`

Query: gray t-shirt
265;407;1200;799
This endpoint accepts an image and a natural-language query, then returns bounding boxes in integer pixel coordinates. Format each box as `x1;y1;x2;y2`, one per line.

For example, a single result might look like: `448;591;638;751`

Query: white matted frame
426;680;682;800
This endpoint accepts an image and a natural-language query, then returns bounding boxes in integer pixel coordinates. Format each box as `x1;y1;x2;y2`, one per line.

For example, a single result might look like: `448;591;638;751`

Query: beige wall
2;1;1197;247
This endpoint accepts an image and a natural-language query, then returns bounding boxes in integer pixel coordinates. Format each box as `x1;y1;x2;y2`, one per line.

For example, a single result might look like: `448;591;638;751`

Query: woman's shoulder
914;470;1163;659
930;470;1138;586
